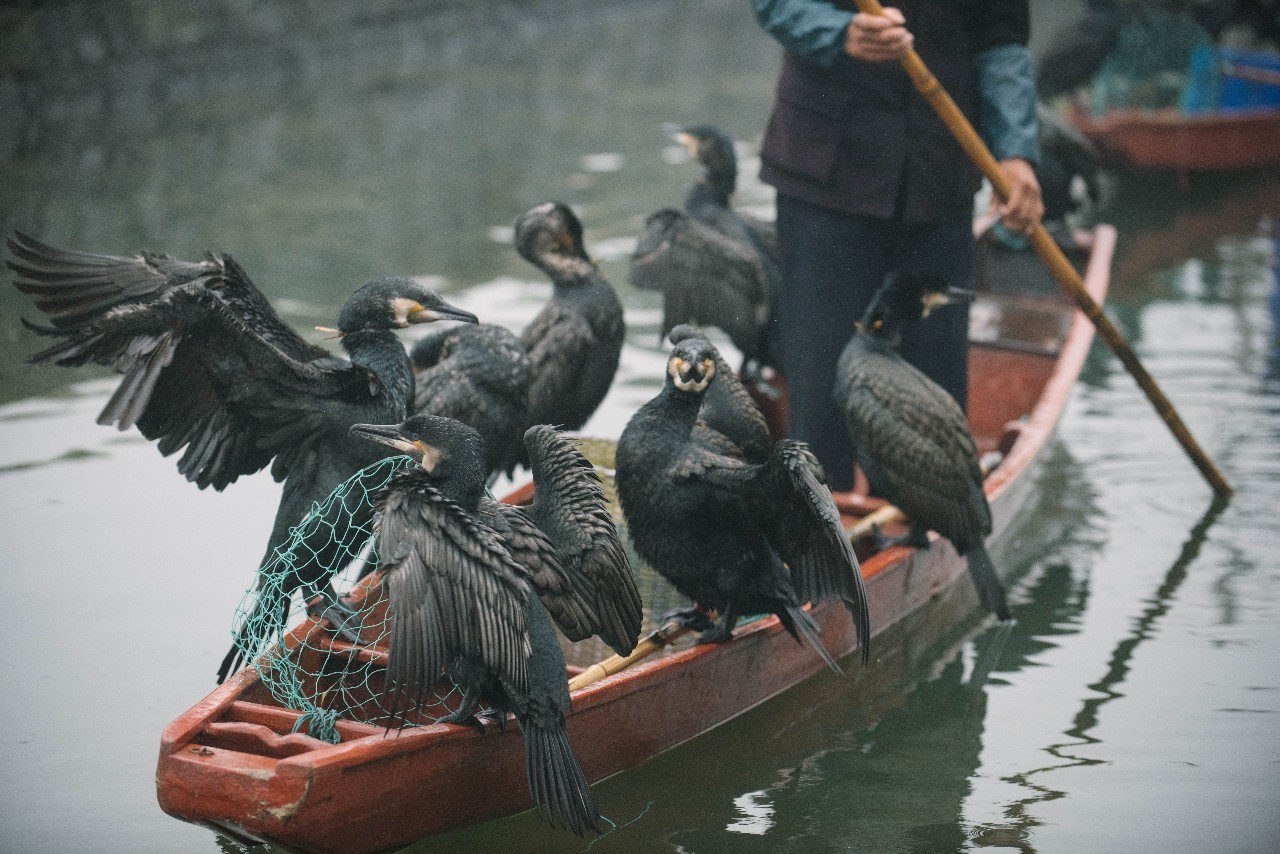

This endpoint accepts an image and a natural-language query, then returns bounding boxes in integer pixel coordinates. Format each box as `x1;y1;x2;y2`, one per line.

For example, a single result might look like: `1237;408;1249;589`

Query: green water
1;2;1278;852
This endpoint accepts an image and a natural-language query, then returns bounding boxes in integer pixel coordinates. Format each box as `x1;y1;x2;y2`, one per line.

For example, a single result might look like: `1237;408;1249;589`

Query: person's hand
989;158;1044;236
844;8;913;62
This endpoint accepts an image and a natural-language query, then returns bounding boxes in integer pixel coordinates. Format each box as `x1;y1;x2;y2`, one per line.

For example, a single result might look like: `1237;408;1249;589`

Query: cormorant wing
768;440;870;662
520;304;595;427
9;232;322;358
667;424;765;517
628;210;768;358
378;479;533;709
517;425;642;656
702;355;772;461
9;232;374;490
838;345;992;546
738;211;779;267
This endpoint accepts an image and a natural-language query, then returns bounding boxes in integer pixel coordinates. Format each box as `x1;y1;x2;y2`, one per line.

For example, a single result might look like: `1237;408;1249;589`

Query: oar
852;0;1232;497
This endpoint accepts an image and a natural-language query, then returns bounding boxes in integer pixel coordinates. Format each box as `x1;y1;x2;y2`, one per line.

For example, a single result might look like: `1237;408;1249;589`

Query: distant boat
1069;46;1280;174
155;224;1116;854
1069;105;1280;173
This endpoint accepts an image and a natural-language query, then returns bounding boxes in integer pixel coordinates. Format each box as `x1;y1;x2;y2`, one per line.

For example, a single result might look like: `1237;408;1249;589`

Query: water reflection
995;495;1228;847
1267;228;1280;385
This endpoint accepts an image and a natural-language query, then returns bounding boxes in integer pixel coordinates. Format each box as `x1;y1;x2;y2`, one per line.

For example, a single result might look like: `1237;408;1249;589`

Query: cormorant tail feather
521;715;601;837
967;543;1011;621
781;604;843;676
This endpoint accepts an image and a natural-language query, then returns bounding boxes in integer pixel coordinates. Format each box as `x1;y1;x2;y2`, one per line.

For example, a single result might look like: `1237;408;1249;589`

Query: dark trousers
770;193;974;491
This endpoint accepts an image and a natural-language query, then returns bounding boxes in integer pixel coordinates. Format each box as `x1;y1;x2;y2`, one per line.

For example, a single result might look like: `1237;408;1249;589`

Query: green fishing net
1090;8;1213;113
225;444;688;744
226;455;464;744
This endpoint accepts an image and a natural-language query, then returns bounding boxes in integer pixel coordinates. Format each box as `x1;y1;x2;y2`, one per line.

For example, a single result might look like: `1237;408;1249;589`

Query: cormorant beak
349;423;423;457
921;287;975;318
669;356;715;392
408;303;478;326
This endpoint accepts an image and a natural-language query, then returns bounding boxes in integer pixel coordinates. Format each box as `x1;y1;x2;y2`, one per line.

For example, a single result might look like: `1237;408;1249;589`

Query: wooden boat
155;224;1116;853
1068;104;1280;173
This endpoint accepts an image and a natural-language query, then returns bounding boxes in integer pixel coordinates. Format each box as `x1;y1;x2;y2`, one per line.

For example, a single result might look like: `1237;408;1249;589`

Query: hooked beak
349;423;421;456
921;286;975;318
409;303;478;325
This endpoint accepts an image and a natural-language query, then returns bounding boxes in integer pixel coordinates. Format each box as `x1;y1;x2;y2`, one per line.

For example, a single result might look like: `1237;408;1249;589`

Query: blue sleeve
977;43;1040;164
751;0;853;69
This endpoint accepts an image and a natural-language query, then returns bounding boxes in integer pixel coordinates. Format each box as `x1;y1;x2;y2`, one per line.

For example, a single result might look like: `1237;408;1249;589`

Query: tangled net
226;455;464;743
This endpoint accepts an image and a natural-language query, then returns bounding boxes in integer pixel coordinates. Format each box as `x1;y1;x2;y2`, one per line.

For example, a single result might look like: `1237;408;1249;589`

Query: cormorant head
667;123;738;182
338;277;478;335
666;323;705;346
350;414;487;485
859;271;974;337
514;202;590;270
665;335;718;395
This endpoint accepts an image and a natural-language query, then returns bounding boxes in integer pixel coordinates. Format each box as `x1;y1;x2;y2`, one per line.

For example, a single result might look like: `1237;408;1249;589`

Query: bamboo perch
852;0;1232;497
568;617;698;691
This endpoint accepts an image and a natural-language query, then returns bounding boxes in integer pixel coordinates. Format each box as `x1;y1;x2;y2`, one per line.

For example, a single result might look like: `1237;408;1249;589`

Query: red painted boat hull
1070;106;1280;172
156;226;1116;853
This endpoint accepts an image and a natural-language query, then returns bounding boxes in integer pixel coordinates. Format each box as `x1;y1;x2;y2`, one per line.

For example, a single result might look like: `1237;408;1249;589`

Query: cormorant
350;415;642;836
631;123;781;373
410;322;532;481
5;232;478;681
615;332;870;669
515;202;625;436
833;271;1011;620
1036;104;1101;237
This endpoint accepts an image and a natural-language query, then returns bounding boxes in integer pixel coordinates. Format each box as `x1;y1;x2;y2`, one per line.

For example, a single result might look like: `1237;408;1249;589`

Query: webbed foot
870;523;931;553
307;594;365;645
436;690;485;732
660;605;714;633
696;622;735;644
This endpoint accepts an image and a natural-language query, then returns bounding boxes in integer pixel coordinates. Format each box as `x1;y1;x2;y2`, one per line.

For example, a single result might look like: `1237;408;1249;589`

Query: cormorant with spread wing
5;232;478;681
350;415;643;836
410;322;531;481
629;124;780;373
515;202;625;435
615;332;869;670
833;271;1010;620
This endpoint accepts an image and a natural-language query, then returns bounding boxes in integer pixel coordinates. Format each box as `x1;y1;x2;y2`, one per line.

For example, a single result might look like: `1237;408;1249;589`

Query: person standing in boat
751;0;1044;493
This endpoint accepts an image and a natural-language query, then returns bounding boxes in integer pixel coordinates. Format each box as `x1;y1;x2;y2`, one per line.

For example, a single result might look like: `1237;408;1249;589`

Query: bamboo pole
567;618;697;691
851;0;1232;497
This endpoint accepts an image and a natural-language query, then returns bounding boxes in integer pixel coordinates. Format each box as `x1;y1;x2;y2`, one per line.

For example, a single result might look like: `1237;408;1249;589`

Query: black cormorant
514;202;625;435
833;271;1011;620
615;333;869;669
5;232;478;681
629;124;781;374
350;415;642;836
629;208;770;370
410;322;532;481
1036;104;1101;237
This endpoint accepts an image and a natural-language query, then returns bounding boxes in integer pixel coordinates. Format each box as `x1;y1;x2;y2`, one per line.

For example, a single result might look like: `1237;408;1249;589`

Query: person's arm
973;0;1043;234
751;0;856;67
752;0;913;66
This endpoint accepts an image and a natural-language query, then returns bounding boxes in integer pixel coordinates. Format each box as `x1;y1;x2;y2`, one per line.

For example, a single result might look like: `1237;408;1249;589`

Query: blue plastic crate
1219;47;1280;111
